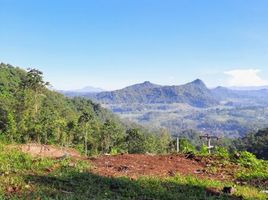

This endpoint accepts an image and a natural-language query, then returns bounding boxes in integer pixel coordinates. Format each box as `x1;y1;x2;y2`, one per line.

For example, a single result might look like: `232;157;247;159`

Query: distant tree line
232;128;268;160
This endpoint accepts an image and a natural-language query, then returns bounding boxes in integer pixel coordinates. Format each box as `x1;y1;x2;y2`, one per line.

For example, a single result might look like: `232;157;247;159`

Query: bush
234;151;261;169
199;144;209;156
180;139;196;153
215;146;229;159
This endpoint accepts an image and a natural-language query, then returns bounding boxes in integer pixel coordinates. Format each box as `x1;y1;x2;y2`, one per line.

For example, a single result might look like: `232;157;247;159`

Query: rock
117;165;128;172
68;163;76;167
168;170;176;177
185;152;195;159
45;167;53;172
194;157;202;162
222;186;236;194
7;186;14;193
234;153;240;159
194;169;203;174
25;184;31;189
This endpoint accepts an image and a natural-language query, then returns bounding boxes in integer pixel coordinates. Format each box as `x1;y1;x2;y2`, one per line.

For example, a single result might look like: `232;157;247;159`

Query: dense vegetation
0;63;171;155
233;128;268;160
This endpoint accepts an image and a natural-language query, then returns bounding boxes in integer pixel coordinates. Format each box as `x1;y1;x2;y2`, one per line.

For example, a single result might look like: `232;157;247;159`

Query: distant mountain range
72;79;218;108
58;86;105;96
60;80;268;137
228;85;268;90
61;79;268;108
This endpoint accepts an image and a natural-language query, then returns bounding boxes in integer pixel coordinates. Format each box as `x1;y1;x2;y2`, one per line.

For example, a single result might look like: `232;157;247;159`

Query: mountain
228;86;268;90
212;86;268;106
73;86;105;93
86;79;218;108
59;79;268;138
59;86;105;96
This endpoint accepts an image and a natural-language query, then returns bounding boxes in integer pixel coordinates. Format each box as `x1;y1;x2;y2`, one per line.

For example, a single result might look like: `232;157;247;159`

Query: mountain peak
142;81;153;85
192;79;204;84
186;79;207;88
134;81;157;87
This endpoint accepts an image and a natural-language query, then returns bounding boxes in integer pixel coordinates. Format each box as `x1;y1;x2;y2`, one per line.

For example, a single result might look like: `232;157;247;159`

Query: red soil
90;154;212;180
18;144;233;181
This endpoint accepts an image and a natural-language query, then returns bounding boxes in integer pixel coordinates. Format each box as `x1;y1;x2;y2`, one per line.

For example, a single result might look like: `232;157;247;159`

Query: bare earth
19;144;233;181
20;143;81;158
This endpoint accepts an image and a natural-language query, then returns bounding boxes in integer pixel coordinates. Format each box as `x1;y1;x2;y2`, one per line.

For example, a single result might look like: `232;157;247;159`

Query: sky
1;0;268;90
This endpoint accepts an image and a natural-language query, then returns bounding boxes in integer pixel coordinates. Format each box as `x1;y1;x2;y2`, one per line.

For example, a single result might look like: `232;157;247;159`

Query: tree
19;69;49;143
157;129;171;154
6;112;18;142
100;119;124;154
78;112;94;155
21;69;49;116
125;128;146;154
233;129;268;160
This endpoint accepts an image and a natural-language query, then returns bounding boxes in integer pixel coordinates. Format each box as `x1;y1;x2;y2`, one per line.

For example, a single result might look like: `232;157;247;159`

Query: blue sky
1;0;268;90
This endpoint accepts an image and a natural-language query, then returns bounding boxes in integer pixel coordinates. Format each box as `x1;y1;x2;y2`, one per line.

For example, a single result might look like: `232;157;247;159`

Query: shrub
180;139;196;153
234;151;261;169
199;144;209;156
215;146;229;159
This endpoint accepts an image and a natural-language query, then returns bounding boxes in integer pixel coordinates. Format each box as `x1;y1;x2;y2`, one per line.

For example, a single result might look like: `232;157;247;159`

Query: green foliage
233;128;268;160
215;146;229;159
235;156;268;189
5;112;18;142
199;144;209;156
234;151;262;169
156;129;171;154
0;63;171;155
125;128;146;154
179;138;196;153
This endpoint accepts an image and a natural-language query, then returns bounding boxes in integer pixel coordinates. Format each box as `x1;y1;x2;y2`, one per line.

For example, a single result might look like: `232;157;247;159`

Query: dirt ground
20;143;81;158
19;144;232;181
90;154;208;179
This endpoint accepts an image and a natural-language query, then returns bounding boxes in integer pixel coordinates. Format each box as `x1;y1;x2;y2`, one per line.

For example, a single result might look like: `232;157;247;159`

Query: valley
65;80;268;138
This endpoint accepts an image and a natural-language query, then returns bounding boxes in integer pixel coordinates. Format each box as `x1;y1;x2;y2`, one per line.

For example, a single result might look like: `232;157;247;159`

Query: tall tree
78;112;94;155
6;112;18;142
125;128;146;154
100;119;124;154
20;69;49;142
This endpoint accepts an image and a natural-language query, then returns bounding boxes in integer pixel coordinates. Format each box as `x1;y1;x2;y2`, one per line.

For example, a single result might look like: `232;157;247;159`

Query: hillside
86;79;218;108
0;63;172;156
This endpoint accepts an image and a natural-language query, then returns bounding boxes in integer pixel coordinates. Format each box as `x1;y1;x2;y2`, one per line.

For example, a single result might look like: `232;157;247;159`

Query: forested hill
86;79;218;108
0;63;117;142
0;63;171;155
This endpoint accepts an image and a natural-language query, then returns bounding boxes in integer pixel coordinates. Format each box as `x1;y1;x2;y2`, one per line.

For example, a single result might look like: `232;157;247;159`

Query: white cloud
224;69;268;87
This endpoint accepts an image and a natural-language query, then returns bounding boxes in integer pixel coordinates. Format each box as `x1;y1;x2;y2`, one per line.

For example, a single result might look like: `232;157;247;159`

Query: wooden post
176;137;179;153
207;137;211;154
200;134;219;154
